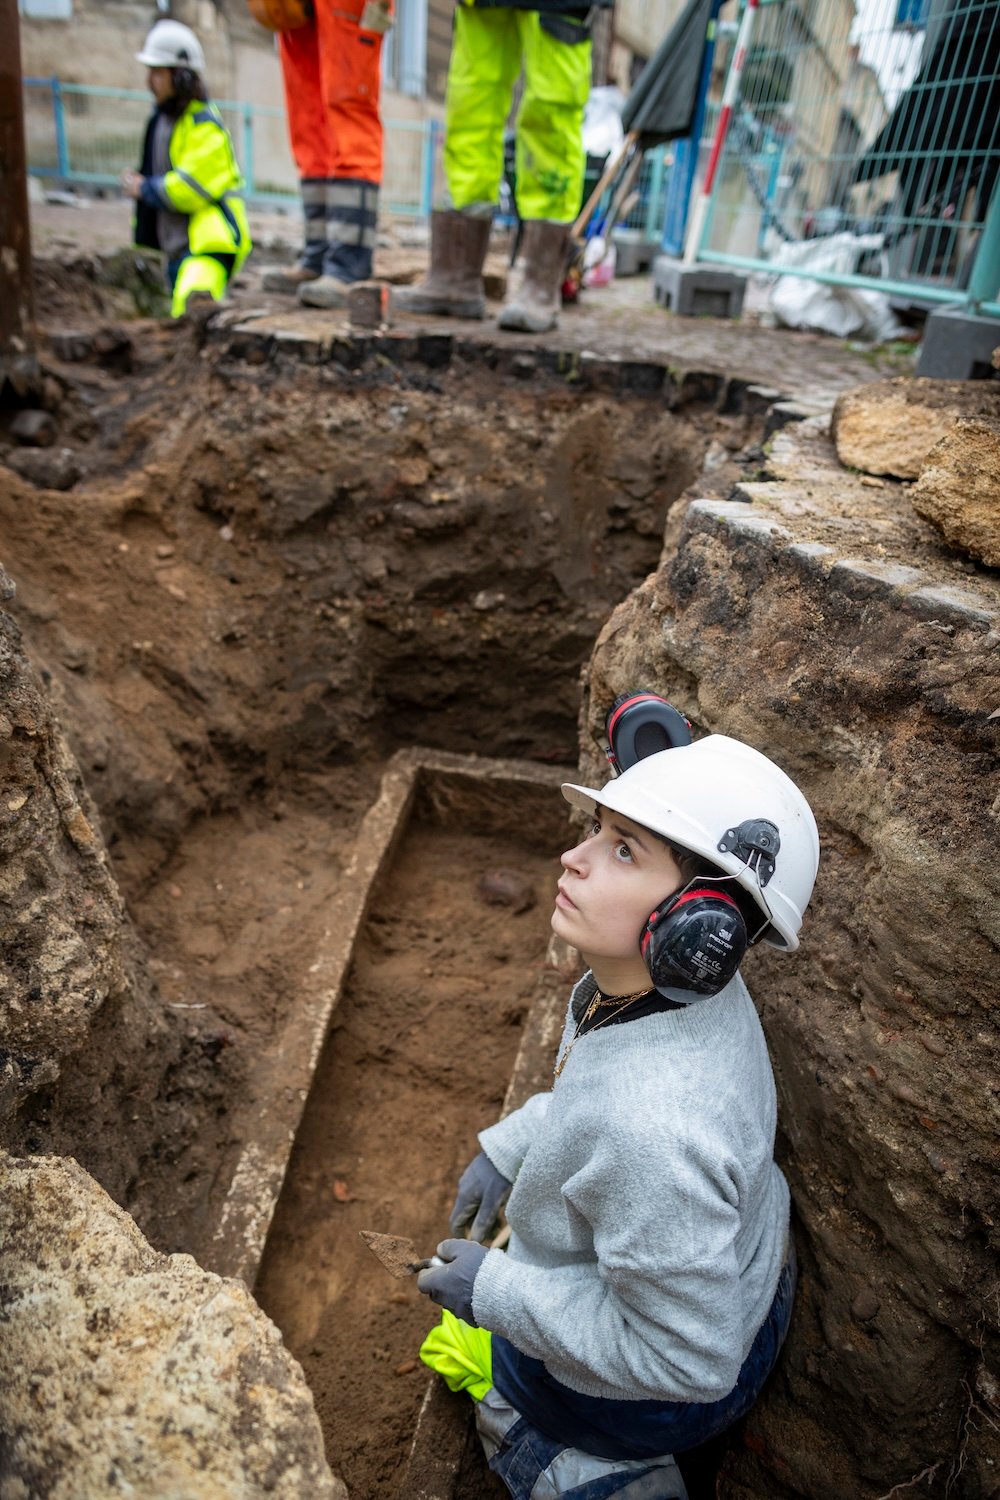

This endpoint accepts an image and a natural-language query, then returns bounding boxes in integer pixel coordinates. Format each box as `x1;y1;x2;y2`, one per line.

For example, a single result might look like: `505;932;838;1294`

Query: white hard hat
136;19;206;72
562;735;820;950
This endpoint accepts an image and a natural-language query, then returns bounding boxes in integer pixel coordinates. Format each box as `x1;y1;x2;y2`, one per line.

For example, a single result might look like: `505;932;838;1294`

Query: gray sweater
472;971;790;1404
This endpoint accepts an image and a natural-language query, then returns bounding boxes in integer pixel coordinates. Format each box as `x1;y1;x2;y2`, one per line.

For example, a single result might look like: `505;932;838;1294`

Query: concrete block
904;583;996;631
764;400;830;438
652;256;747;320
916;307;1000;380
346;281;390;329
48;330;94;363
830;558;925;600
613;229;658;278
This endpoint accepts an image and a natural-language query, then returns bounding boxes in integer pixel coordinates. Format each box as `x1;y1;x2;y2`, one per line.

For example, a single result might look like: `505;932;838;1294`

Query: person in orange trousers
263;0;391;307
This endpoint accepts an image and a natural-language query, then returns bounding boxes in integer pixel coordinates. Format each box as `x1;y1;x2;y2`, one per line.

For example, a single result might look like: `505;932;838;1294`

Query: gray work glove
449;1150;512;1242
416;1238;487;1326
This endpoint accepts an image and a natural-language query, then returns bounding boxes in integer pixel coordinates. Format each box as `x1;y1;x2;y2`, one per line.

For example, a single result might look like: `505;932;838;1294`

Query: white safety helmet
136;19;206;73
561;735;820;951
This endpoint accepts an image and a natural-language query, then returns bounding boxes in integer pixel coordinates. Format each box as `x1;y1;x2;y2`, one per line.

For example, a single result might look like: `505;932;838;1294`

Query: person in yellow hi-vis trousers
123;21;251;318
394;1;609;333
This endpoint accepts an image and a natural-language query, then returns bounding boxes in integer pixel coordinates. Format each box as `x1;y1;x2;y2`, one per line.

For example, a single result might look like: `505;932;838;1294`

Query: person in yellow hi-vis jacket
122;21;251;318
394;0;611;334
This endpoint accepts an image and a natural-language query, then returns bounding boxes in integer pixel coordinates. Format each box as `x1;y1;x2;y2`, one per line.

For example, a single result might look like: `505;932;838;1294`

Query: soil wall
6;292;996;1496
579;418;1000;1499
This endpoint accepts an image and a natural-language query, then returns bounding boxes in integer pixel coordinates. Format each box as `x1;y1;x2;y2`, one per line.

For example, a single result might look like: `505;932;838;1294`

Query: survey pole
683;0;759;265
0;0;35;362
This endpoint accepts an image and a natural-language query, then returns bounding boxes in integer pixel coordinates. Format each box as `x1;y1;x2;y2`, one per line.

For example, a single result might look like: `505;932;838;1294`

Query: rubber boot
392;209;492;319
497;219;570;334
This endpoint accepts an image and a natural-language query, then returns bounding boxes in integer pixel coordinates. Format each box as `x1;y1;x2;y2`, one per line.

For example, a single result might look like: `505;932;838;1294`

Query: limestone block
831;376;1000;478
910;417;1000;568
0;1151;343;1500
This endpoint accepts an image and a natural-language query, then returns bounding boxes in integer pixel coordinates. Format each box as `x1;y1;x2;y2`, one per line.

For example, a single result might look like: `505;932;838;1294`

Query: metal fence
23;75;671;253
694;0;1000;315
22;77;439;218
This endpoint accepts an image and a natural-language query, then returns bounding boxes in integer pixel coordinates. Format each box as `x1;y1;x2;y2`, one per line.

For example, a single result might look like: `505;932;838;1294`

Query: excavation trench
253;757;571;1500
1;316;778;1496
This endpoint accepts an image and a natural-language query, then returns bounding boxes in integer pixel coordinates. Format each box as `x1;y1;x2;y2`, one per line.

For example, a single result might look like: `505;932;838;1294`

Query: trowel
359;1229;445;1279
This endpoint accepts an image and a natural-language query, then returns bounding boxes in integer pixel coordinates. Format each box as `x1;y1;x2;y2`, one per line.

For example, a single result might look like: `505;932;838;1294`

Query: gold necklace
554;986;655;1079
593;985;655;1008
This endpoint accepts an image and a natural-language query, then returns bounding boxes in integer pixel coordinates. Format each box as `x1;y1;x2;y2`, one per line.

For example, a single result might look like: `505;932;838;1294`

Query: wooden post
0;0;35;366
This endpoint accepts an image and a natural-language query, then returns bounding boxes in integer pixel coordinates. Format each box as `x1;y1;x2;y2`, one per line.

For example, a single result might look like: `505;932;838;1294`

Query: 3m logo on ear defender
641;886;748;998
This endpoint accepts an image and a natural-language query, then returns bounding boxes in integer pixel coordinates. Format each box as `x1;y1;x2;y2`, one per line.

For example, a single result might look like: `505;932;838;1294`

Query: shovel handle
571;130;641;241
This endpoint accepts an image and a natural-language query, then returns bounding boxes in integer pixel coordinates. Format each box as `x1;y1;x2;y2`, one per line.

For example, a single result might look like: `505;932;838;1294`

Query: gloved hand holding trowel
360;1150;511;1322
409;1150;512;1323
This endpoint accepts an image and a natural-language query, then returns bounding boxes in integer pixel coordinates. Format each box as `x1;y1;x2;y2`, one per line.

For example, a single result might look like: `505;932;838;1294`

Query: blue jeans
489;1248;797;1473
477;1389;689;1500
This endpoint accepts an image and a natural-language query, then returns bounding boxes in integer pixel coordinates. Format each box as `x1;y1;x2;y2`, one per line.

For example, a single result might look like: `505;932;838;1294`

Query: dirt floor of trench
0;258;851;1495
254;809;559;1499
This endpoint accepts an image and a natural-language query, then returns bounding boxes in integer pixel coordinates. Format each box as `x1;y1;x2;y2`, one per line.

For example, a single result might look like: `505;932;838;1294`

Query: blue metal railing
22;77;673;243
23;77;438;217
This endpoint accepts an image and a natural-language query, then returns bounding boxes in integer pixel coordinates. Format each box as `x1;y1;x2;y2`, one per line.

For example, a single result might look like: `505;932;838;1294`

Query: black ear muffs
640;885;748;998
604;691;692;773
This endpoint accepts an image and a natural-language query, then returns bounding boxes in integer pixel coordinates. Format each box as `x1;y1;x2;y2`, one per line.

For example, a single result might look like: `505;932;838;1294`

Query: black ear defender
640;885;749;998
604;691;692;774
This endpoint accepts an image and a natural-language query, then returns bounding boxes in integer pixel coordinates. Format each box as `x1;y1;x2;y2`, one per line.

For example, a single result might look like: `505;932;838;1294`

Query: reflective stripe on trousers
475;1389;689;1500
167;252;234;317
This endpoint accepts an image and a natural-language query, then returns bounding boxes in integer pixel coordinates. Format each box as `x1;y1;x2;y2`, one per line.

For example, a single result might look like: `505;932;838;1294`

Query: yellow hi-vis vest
143;100;252;270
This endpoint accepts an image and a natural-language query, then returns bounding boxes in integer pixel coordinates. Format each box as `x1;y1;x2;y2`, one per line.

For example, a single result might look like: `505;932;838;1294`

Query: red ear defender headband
641;886;748;997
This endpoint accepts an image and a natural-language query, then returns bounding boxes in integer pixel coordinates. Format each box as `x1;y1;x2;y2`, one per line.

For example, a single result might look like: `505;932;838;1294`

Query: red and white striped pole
683;0;759;266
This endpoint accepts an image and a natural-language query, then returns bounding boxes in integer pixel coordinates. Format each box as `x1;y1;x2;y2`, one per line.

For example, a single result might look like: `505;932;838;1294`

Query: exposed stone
476;869;537;913
910;416;1000;568
850;1288;880;1323
0;1151;341;1500
0;571;128;1114
580;415;1000;1497
10;409;57;448
91;324;135;374
47;330;95;363
5;445;81;491
831;376;1000;478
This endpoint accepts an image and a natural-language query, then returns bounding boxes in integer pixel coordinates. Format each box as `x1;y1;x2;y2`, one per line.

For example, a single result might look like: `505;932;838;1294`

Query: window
19;0;73;17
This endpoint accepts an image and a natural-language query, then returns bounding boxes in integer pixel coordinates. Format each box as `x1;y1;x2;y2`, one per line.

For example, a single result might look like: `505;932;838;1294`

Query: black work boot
498;219;571;333
392;209;492;319
261;176;327;293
